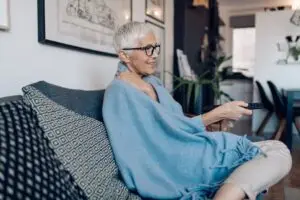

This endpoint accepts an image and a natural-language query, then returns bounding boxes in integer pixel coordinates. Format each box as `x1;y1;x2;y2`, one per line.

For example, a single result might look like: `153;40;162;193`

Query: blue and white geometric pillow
22;86;141;200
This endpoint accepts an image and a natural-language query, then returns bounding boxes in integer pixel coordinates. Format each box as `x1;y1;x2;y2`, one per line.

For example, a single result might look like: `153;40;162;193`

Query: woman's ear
118;51;130;64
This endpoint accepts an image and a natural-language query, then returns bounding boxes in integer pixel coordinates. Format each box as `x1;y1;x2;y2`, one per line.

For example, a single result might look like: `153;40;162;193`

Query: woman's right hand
214;101;252;121
201;101;251;126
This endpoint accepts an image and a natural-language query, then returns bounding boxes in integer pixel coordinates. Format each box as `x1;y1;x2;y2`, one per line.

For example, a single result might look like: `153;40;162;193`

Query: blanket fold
103;62;261;200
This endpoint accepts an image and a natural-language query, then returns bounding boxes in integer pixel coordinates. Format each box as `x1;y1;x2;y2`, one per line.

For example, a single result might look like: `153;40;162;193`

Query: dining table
284;89;300;150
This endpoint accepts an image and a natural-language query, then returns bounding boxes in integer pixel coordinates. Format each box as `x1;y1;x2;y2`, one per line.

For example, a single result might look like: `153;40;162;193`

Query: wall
252;10;300;133
0;0;174;97
219;1;300;133
219;0;294;60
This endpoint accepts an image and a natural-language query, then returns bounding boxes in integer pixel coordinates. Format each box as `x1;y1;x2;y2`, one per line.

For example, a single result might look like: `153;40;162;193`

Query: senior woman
103;22;292;200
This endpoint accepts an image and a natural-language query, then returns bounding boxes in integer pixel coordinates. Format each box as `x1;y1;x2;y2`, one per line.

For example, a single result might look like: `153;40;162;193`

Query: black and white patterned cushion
22;86;141;200
0;100;87;200
28;81;105;121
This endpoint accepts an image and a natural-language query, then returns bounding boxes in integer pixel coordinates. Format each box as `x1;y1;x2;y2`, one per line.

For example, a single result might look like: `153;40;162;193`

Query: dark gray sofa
0;81;265;200
0;95;22;103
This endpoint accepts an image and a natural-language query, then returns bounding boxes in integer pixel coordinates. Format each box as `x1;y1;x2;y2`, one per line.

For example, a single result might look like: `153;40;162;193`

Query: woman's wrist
202;108;224;126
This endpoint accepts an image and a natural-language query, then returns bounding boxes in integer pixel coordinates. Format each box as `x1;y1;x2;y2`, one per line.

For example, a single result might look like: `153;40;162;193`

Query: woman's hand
214;101;252;121
118;72;157;101
220;119;235;131
206;119;234;132
201;101;252;126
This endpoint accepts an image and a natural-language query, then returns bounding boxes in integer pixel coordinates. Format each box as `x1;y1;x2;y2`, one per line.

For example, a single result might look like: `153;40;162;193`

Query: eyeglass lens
145;45;160;56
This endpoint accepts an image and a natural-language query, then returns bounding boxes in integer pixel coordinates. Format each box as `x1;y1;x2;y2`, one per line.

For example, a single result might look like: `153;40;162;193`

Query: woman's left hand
206;119;234;132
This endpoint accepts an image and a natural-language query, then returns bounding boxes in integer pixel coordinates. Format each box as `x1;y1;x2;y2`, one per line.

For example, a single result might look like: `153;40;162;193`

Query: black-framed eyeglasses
122;44;161;57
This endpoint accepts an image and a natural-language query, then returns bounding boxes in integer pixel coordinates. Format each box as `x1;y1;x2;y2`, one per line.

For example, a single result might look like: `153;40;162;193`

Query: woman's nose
152;51;159;58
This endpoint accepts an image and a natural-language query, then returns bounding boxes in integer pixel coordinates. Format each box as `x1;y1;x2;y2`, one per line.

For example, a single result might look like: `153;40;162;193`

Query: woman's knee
262;140;292;176
278;142;292;175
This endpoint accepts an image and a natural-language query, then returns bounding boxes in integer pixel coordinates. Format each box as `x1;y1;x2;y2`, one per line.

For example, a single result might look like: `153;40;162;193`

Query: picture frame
38;0;132;57
0;0;10;30
146;20;165;84
145;0;165;24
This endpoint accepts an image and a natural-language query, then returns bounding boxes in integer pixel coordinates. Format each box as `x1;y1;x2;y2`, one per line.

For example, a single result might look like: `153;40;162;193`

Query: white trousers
224;140;292;200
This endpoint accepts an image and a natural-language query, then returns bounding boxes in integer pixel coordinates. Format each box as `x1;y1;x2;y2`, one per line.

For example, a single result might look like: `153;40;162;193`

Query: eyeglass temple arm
122;47;143;50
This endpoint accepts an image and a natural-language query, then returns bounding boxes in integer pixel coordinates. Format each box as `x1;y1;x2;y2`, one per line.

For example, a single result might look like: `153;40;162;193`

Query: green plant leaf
212;83;220;99
216;56;232;69
200;79;213;85
289;47;300;61
173;75;185;81
197;70;210;81
187;82;193;108
194;84;200;107
172;81;186;93
220;91;234;101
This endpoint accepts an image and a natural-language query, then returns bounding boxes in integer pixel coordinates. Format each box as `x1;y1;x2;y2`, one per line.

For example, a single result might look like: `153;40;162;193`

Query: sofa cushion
0;95;22;104
0;100;87;200
22;86;141;200
27;81;105;122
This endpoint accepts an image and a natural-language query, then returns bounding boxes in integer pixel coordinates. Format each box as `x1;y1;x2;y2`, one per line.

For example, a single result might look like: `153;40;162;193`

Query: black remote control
203;103;264;112
246;103;264;110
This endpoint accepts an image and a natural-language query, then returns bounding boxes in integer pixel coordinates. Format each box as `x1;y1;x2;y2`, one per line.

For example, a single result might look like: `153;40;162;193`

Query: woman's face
120;32;160;76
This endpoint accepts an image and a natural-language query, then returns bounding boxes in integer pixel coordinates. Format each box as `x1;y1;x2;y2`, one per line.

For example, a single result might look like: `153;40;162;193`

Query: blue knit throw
103;62;262;199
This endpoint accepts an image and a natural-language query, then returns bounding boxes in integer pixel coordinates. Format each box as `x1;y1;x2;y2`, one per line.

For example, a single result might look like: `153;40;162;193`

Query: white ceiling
219;0;257;4
218;0;289;6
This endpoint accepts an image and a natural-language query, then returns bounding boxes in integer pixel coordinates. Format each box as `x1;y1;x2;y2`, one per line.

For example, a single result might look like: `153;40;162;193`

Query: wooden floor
264;146;300;200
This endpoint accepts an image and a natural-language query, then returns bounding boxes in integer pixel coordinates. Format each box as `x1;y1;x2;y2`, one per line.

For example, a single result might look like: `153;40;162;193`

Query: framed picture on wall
146;20;165;84
145;0;165;24
0;0;10;30
38;0;132;57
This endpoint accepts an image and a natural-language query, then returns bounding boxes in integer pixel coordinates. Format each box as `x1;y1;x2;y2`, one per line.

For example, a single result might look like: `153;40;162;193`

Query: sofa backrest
0;95;22;104
23;81;105;122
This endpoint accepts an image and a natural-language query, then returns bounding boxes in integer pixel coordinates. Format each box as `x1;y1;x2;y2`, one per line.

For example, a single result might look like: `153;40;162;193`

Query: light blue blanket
103;62;261;199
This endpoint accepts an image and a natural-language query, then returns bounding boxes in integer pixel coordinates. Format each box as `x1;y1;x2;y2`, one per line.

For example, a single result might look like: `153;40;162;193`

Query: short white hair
113;21;153;53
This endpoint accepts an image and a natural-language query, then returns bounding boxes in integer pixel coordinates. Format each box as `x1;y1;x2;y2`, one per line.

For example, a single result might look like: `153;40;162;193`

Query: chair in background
266;81;286;140
255;81;275;136
267;81;300;140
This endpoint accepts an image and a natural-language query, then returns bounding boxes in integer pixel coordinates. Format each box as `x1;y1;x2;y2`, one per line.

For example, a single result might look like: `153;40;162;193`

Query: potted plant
289;46;300;61
168;55;234;113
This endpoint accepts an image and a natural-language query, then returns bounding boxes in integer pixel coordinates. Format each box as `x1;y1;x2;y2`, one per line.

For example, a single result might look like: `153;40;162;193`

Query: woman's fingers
239;106;253;116
231;115;242;121
226;106;252;121
216;101;252;121
234;101;248;108
233;101;252;116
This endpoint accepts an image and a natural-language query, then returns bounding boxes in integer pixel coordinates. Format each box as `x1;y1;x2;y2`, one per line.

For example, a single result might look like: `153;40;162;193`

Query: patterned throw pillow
0;100;87;200
28;81;105;122
22;86;141;200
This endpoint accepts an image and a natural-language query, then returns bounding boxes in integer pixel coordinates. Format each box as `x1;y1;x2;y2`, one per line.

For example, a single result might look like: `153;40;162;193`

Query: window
232;28;256;77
